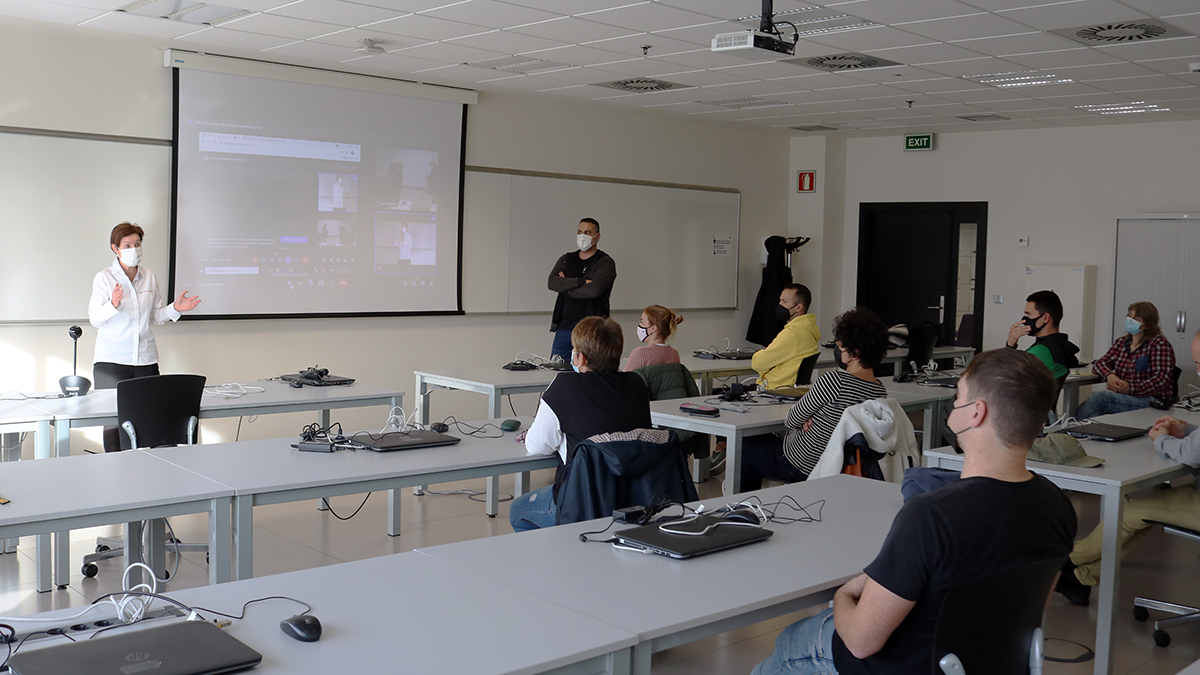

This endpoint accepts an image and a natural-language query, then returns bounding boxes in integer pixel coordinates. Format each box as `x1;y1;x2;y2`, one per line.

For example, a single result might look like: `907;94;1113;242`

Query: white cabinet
1114;216;1200;395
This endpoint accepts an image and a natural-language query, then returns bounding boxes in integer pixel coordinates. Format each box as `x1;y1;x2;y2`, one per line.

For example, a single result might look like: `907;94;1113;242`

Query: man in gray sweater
1057;331;1200;605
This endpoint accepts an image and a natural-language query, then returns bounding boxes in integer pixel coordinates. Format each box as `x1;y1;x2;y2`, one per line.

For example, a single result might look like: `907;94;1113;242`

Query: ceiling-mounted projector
355;39;384;55
712;30;795;60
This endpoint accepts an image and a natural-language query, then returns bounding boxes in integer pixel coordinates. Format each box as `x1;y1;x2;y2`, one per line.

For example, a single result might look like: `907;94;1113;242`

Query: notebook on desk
350;429;461;451
7;620;261;675
613;514;773;559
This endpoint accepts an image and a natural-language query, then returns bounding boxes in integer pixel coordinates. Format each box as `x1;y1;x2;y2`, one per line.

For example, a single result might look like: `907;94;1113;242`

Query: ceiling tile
657;0;816;22
270;0;399;27
397;41;512;64
353;0;468;11
1000;47;1127;69
178;25;296;50
224;13;343;39
711;60;838;80
647;20;739;48
519;43;650;66
696;79;809;97
263;39;364;60
839;0;985;25
886;76;970;93
867;41;996;64
1094;35;1200;60
804;26;938;52
1156;12;1200;34
1135;55;1200;75
449;28;569;54
423;0;559;29
578;2;723;33
1059;61;1163;80
362;13;492;40
363;51;452;72
504;16;638;43
84;11;212;38
584;32;697;59
951;30;1085;55
824;65;960;84
647;48;771;70
1120;0;1200;16
306;27;423;48
998;0;1151;31
910;56;1025;77
533;65;626;84
897;12;1037;42
0;0;99;23
494;0;633;14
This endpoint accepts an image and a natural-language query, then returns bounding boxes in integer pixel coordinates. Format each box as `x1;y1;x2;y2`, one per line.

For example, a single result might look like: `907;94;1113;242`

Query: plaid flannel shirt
1091;333;1176;399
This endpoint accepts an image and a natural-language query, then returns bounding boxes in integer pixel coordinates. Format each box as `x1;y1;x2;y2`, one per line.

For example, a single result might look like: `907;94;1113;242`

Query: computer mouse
280;614;322;642
723;507;761;525
500;419;522;432
430;422;450;433
289;380;304;389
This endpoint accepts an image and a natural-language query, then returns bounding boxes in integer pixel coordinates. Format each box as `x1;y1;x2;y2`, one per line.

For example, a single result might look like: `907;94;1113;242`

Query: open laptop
281;372;355;387
7;620;261;675
350;429;461;451
613;514;773;559
1062;421;1149;442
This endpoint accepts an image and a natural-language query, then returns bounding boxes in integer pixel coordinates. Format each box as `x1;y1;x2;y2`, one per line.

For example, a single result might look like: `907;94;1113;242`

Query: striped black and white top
783;369;887;477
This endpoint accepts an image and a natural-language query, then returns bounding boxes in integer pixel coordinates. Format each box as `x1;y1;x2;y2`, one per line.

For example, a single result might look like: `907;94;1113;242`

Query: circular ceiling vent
806;55;881;70
606;78;680;92
1074;23;1168;42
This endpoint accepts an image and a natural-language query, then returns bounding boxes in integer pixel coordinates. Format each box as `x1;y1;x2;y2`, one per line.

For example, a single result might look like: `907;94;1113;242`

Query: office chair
82;374;207;579
796;352;820;386
955;314;975;348
1133;521;1200;647
904;335;938;374
934;556;1064;674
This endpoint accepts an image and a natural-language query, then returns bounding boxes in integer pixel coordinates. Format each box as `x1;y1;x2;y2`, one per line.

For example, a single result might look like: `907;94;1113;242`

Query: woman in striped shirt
739;308;890;492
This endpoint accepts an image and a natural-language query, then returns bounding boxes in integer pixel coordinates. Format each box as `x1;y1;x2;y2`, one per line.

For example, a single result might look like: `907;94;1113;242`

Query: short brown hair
571;316;623;371
961;348;1056;449
643;305;684;342
110;222;145;248
1128;301;1161;338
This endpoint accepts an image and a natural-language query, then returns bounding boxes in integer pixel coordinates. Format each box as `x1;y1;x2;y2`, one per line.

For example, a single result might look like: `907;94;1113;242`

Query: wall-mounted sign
797;170;816;193
904;134;934;151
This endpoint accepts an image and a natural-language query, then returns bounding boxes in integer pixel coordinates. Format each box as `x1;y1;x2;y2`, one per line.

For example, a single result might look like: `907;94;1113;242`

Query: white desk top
416;366;561;389
163;552;637;675
418;475;902;642
0;450;231;532
0;399;53;425
141;419;548;496
677;345;974;376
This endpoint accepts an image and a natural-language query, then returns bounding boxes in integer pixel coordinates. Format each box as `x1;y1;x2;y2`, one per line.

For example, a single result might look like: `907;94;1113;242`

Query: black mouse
723;507;761;525
280;614;322;642
289;380;304;389
430;422;450;433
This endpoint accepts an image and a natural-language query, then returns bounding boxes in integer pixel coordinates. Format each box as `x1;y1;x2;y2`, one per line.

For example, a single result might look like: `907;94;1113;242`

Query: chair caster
82;563;98;578
1134;606;1149;622
95;544;110;553
1154;630;1171;647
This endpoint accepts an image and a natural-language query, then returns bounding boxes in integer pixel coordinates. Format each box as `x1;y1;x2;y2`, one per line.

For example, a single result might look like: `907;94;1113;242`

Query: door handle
1178;311;1184;333
926;296;945;324
1183;311;1188;334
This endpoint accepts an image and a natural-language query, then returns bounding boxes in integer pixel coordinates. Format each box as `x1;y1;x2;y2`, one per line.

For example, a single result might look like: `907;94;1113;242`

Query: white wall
830;120;1200;357
0;21;789;452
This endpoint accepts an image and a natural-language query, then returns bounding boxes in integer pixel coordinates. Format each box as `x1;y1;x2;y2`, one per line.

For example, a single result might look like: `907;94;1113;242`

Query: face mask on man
577;234;594;251
774;304;792;322
1125;316;1143;335
1022;314;1043;336
118;246;142;267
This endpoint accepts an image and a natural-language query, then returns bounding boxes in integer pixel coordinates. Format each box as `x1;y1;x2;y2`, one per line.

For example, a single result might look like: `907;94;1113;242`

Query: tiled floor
3;469;1200;674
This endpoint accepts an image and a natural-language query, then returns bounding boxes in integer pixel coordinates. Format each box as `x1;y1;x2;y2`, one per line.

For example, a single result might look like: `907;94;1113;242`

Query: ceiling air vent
1049;21;1190;47
790;125;838;132
593;78;686;93
787;53;903;71
958;114;1011;122
465;54;576;75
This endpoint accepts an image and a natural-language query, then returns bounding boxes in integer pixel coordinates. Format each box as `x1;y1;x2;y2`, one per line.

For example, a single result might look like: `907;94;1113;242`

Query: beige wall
0;22;789;452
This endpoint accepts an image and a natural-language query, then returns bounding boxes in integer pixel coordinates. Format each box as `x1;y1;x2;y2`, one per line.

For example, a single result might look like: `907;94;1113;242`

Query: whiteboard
462;168;739;314
0;132;172;323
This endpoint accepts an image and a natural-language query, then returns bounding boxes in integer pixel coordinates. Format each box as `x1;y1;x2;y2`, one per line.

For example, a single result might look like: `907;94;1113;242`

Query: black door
857;202;986;352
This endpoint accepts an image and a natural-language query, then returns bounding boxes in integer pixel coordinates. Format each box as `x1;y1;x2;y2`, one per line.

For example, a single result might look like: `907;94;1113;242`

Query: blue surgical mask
1125;316;1142;335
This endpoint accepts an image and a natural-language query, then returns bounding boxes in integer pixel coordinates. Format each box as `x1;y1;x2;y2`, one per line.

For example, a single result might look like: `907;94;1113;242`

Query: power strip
2;607;187;645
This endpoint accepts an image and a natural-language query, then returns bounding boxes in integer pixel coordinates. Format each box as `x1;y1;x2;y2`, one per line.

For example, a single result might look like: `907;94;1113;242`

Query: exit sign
905;134;934;151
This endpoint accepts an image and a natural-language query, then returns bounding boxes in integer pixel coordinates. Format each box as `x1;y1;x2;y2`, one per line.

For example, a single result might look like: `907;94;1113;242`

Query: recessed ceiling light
700;96;790;110
1075;102;1171;115
164;3;208;20
958;114;1010;122
966;71;1075;88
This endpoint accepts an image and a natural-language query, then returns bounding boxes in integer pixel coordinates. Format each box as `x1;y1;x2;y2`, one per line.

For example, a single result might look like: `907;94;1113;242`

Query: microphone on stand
59;325;92;397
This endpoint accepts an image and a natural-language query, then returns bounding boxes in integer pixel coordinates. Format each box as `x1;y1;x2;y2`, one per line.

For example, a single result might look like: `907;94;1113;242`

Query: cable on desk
441;416;504;439
190;596;312;621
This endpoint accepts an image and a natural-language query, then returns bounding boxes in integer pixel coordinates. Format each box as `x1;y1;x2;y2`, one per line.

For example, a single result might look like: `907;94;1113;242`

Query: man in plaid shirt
1076;301;1176;418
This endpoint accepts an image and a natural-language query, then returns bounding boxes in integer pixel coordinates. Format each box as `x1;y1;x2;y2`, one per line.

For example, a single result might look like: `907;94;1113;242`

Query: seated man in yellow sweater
752;283;821;389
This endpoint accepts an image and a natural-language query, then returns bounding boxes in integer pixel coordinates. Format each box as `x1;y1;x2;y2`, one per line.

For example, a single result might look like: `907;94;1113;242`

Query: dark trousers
94;362;159;452
739;434;808;493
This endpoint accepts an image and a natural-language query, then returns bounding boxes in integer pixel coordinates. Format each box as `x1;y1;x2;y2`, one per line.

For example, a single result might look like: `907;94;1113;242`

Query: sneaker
708;448;726;476
1055;561;1092;606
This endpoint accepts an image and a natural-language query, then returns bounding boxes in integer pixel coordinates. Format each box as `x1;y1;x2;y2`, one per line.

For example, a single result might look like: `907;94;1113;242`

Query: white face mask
637;325;650;342
577;234;594;251
118;246;142;267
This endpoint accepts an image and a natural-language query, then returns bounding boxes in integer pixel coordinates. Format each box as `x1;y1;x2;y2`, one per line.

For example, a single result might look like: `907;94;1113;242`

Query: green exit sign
904;134;934;151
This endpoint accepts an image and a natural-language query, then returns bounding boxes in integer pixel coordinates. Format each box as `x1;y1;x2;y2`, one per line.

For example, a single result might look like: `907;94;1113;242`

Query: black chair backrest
1052;374;1068;414
904;335;938;374
1171;366;1183;402
932;556;1065;674
116;374;206;450
796;353;820;386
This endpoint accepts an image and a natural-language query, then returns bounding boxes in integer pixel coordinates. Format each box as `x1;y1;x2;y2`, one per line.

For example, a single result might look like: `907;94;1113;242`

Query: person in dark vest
546;218;616;361
1005;289;1080;379
509;316;651;532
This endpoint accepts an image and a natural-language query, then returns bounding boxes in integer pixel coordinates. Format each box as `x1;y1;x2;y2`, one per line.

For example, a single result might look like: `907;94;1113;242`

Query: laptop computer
1062;421;1149;442
7;620;261;675
612;514;773;559
281;373;355;387
921;376;960;389
350;429;461;451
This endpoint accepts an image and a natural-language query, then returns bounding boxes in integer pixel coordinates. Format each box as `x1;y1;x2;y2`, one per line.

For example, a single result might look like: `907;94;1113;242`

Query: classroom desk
14;552;637;675
142;419;555;581
650;383;956;497
1062;371;1104;417
418;474;902;675
925;407;1196;675
0;400;56;584
0;449;233;589
18;380;403;589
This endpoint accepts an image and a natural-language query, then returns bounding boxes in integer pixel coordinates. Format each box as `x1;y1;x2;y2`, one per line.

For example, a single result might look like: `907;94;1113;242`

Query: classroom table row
9;475;901;675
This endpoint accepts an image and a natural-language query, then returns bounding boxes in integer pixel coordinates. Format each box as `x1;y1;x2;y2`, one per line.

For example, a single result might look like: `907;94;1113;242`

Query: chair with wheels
935;556;1065;674
796;352;819;386
1133;522;1200;647
82;374;207;579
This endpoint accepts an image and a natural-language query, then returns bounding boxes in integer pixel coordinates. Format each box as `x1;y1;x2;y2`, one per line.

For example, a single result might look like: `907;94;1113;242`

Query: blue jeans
551;329;573;362
740;434;809;493
752;608;839;675
509;485;557;532
1075;389;1153;419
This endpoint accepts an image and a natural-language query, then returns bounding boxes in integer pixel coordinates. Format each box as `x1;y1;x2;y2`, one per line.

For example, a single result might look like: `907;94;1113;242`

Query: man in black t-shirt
547;218;617;361
752;349;1077;675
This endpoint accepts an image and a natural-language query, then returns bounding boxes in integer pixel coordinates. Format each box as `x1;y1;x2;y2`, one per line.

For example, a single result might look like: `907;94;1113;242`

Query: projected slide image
376;148;439;213
318;173;357;212
375;214;436;274
317;220;356;247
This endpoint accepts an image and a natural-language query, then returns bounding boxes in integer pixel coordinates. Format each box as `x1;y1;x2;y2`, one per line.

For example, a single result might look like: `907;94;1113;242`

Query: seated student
752;284;820;390
752;349;1077;675
1076;301;1176;418
1056;330;1200;605
623;305;684;371
508;316;651;532
739;307;889;492
1006;290;1080;379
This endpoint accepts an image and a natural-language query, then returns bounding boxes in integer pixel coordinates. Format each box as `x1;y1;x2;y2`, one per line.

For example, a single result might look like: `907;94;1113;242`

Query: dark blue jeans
509;485;557;532
551;329;573;362
739;434;808;493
